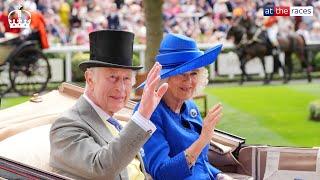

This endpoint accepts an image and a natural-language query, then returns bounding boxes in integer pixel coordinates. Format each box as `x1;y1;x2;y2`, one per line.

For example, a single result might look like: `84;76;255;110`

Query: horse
226;17;312;84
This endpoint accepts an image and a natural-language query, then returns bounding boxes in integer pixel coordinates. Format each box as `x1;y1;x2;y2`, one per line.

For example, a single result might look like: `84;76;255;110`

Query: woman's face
166;69;199;101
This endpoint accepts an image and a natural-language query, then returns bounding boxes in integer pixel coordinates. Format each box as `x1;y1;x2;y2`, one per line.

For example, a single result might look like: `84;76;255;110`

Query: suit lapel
76;96;147;179
76;96;130;179
76;96;114;143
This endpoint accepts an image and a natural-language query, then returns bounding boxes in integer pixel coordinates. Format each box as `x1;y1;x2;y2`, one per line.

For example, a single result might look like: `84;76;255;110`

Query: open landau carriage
0;83;319;180
0;32;51;96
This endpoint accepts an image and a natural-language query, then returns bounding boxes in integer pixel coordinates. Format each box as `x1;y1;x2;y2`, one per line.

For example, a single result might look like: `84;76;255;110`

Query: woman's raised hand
199;103;223;144
184;103;223;166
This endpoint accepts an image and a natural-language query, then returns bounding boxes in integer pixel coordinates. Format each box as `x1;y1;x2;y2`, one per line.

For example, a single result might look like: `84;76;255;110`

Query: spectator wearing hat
134;33;233;180
50;30;168;180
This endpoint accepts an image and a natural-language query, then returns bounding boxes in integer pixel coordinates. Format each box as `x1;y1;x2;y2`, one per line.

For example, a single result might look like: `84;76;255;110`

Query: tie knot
107;117;122;131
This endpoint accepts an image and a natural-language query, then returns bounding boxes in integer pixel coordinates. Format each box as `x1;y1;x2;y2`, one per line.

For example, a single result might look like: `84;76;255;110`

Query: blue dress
134;100;220;180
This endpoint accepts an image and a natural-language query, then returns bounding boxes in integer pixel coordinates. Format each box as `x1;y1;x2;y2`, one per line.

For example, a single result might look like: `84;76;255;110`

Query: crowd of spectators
1;0;320;47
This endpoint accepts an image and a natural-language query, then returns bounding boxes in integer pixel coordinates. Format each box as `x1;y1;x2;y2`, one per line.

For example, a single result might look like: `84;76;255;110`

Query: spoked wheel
9;46;51;96
0;62;11;96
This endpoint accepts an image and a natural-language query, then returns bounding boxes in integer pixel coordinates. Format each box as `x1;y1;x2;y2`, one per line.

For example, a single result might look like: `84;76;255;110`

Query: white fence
44;44;146;82
44;43;281;82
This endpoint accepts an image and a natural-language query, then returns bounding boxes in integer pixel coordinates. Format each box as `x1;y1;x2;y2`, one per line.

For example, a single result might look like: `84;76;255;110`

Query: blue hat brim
136;44;222;89
156;50;204;64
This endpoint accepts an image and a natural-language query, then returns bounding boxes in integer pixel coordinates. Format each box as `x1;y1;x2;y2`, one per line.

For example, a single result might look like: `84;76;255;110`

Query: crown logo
8;7;31;29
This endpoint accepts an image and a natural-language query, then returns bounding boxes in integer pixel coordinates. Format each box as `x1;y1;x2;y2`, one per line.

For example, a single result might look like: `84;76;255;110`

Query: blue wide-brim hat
137;33;222;89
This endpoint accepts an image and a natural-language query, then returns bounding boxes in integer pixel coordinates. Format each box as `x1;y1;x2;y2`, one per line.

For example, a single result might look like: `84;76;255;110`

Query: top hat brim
136;44;222;89
79;60;143;71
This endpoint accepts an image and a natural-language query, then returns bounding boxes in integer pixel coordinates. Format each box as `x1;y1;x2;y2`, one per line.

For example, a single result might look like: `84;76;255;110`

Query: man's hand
138;62;168;120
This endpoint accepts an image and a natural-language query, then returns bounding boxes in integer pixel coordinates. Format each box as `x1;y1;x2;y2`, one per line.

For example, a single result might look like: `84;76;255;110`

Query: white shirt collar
83;93;157;134
83;93;111;121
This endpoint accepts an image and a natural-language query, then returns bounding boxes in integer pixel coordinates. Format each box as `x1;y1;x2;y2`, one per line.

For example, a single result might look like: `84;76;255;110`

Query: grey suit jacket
49;96;151;180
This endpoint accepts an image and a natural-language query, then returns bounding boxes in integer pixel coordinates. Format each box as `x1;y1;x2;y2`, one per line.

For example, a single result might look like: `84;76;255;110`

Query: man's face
86;67;133;115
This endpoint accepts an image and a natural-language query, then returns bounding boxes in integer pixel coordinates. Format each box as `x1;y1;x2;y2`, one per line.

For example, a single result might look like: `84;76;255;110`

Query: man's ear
84;69;94;90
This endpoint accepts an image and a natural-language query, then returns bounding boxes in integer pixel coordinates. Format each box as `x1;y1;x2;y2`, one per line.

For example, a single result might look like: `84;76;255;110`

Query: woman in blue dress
135;33;233;180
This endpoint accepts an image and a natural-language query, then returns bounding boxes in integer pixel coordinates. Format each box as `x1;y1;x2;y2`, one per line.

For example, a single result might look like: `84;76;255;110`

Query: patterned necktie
107;117;123;132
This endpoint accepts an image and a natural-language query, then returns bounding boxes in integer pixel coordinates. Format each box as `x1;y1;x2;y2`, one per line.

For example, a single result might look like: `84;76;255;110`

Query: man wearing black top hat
49;30;168;180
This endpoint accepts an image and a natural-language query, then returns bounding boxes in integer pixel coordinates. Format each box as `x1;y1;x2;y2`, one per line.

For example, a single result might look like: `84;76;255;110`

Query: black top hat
79;30;142;71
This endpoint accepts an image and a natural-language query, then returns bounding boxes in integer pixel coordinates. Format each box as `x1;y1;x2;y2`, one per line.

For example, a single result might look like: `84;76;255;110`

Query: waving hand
138;62;168;119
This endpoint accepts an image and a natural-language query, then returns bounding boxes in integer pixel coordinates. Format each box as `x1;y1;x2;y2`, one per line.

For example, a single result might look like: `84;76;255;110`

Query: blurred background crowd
1;0;320;47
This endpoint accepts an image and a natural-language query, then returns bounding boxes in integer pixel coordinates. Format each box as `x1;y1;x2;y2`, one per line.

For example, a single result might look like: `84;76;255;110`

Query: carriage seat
0;124;55;172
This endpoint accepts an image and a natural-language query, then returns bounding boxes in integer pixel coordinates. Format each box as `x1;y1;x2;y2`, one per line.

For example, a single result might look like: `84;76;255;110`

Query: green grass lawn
204;83;320;147
1;83;319;147
0;96;29;109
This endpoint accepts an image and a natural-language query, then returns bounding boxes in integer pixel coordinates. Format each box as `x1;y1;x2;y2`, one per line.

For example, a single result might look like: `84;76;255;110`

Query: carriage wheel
0;62;11;96
9;47;51;96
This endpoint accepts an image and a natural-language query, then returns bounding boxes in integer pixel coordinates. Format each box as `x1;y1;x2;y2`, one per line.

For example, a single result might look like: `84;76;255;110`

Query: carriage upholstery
238;146;320;180
0;124;54;172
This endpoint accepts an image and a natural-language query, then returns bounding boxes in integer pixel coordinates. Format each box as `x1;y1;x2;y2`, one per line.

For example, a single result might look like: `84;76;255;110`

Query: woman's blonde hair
194;67;209;97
